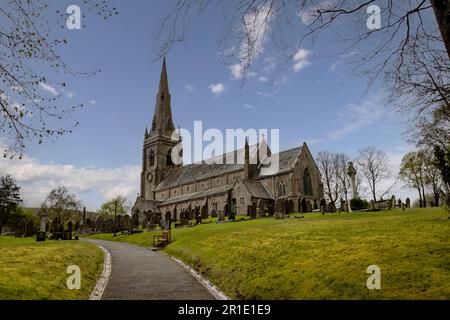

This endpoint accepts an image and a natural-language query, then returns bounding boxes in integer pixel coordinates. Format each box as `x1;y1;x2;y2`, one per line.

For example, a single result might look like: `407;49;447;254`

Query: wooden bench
153;229;171;248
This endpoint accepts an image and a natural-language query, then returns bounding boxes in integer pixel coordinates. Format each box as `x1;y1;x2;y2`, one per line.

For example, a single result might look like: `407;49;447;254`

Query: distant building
132;59;323;224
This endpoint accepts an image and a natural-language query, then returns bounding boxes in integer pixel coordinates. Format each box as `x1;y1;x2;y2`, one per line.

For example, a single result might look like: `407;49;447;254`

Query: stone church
132;59;323;224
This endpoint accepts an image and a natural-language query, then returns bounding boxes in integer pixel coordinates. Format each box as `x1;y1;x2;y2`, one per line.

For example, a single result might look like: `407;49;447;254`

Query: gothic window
149;150;155;167
278;181;287;197
166;149;173;166
303;168;313;196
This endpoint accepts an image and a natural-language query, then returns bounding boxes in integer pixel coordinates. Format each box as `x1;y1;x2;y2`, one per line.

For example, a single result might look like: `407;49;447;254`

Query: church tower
140;58;181;200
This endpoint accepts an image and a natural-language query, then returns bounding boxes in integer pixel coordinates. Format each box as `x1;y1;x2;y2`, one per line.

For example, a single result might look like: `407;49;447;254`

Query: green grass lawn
87;208;450;299
0;237;104;300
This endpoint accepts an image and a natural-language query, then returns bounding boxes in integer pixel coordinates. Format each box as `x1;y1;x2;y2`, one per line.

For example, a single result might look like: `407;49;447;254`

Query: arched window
278;181;287;197
149;149;155;167
166;149;173;166
303;168;313;196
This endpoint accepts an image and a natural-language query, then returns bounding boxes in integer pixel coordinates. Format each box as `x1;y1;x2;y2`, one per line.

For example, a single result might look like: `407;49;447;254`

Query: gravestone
96;216;104;232
398;199;402;208
24;220;34;237
105;218;114;233
63;229;72;240
131;213;139;229
36;231;46;242
306;201;312;213
250;202;257;219
211;209;217;218
405;198;410;208
123;215;131;229
391;195;396;208
387;200;392;210
217;210;225;221
67;221;73;233
401;203;406;211
320;206;325;215
14;227;23;238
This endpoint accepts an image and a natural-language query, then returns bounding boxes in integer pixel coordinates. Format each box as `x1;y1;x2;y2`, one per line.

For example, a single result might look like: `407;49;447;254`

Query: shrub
350;198;368;211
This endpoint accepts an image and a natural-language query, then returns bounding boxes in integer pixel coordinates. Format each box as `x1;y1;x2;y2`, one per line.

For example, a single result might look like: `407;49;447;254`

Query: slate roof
241;179;273;199
160;185;233;205
258;147;302;177
155;146;303;191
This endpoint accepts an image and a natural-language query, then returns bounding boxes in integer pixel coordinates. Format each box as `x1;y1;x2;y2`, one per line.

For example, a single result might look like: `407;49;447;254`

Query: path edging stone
89;245;112;300
170;256;229;300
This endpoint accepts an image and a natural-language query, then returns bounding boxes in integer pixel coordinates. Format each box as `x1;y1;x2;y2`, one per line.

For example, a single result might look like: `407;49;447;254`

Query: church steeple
149;57;175;138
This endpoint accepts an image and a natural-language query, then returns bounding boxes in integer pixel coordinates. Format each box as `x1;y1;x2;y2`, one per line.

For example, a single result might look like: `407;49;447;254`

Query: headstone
306;201;312;212
218;210;225;221
14;227;23;238
36;231;46;242
24;220;34;237
405;198;410;208
63;229;72;240
387;200;392;210
250;202;257;219
320;206;325;215
401;203;405;211
95;216;104;232
347;162;359;199
105;218;114;233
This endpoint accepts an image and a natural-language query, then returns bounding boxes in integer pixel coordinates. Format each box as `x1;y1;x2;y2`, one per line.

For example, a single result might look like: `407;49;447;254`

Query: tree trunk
421;186;427;207
418;188;423;207
434;191;440;207
430;0;450;60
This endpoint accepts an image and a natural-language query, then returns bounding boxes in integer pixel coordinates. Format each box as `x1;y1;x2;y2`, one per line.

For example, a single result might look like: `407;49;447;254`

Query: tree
434;145;450;210
41;187;81;227
0;1;118;157
98;196;129;217
357;146;390;202
399;151;427;207
157;1;449;119
0;175;22;228
422;150;443;206
317;151;340;206
336;153;351;202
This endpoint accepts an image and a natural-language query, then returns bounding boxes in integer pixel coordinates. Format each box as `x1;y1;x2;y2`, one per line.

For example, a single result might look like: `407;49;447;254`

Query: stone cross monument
347;161;359;200
39;209;47;232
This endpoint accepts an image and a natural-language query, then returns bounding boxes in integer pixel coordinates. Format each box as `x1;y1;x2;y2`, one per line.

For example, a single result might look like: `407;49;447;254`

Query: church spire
149;57;175;138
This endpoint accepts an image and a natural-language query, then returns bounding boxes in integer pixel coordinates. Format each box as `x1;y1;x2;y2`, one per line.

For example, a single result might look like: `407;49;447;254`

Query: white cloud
243;104;254;109
309;94;389;144
185;84;195;92
39;82;58;96
0;152;140;210
89;100;97;105
330;60;343;72
293;49;313;72
209;83;225;97
230;64;243;80
229;4;273;80
258;76;269;83
65;91;75;98
298;1;334;25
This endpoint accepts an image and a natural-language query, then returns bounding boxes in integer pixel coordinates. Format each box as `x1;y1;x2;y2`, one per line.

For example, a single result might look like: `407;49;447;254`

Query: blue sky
0;1;416;209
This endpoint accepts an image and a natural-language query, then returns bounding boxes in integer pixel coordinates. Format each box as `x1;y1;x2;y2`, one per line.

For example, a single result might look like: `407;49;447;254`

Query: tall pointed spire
149;57;175;138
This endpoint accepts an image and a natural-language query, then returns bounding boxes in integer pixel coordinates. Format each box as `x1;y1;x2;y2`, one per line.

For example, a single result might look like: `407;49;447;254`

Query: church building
132;59;323;224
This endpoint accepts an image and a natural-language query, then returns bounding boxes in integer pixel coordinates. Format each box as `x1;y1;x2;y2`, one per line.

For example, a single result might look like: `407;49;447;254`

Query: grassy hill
88;208;450;299
0;237;104;300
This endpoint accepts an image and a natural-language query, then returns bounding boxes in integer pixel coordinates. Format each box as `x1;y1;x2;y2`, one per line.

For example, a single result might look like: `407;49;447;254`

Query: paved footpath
84;239;214;300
